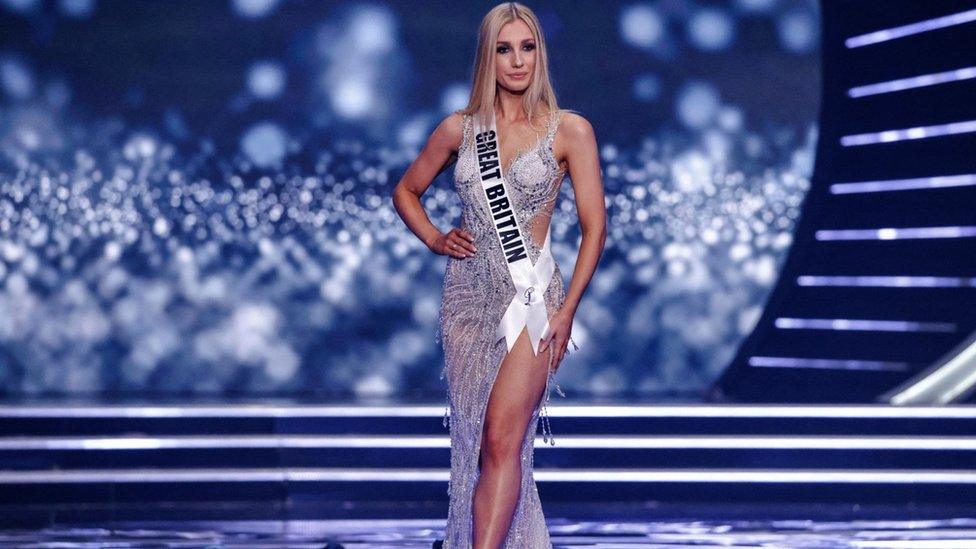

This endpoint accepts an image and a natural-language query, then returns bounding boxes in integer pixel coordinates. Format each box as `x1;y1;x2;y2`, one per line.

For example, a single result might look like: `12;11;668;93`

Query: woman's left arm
541;113;607;366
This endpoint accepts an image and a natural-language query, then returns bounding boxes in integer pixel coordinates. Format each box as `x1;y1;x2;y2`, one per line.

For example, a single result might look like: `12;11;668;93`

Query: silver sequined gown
436;109;571;548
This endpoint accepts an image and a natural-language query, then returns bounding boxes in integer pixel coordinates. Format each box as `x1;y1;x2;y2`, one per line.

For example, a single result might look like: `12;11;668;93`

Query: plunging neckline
496;112;551;181
499;136;544;181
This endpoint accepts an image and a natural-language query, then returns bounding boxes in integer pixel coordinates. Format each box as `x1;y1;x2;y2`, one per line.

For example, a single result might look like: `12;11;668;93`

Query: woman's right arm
392;113;477;259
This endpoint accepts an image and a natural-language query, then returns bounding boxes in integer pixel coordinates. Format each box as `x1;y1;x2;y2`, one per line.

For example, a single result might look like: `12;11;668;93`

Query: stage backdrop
0;0;819;399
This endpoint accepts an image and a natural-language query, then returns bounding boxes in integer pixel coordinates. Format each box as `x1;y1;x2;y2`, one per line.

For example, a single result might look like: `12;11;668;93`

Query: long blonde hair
457;2;572;132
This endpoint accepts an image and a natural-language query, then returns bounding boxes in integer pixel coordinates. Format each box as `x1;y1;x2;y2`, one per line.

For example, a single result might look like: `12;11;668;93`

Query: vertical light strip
815;226;976;241
848;66;976;97
797;275;976;288
829;174;976;194
845;8;976;48
775;317;956;333
840;119;976;146
749;356;909;371
889;334;976;405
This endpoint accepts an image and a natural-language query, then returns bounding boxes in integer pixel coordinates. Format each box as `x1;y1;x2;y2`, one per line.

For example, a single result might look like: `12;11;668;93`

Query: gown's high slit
436;109;573;548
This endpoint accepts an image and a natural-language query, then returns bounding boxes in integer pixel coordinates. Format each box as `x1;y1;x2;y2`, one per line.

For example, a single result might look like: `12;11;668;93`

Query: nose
513;50;524;68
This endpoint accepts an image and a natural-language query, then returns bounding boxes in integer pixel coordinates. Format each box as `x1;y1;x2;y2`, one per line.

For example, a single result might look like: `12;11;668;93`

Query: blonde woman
393;2;606;547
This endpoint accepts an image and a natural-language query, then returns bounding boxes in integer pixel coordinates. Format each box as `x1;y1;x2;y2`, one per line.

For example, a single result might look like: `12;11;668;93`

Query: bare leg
471;326;551;549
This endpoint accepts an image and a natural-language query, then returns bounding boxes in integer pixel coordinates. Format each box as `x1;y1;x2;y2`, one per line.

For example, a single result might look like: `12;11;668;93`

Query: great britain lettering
475;127;527;263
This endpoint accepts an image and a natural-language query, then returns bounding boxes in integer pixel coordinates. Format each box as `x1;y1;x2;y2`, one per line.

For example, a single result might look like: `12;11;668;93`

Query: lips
510;72;528;79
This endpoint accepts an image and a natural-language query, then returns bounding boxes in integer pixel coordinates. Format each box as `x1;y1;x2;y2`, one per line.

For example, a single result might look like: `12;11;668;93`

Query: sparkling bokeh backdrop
0;0;820;398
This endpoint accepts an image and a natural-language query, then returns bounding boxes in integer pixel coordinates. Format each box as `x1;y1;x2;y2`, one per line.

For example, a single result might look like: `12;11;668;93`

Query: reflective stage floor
6;518;976;548
5;503;976;548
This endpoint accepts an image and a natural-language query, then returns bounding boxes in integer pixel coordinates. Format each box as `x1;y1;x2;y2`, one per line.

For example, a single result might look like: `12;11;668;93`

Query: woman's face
495;18;536;92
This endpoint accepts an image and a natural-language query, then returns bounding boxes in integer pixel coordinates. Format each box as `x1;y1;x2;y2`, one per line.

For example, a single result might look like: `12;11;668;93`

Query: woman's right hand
429;227;477;259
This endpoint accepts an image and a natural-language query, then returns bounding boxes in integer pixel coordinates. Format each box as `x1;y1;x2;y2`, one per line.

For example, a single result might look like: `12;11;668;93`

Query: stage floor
5;503;976;548
5;518;976;547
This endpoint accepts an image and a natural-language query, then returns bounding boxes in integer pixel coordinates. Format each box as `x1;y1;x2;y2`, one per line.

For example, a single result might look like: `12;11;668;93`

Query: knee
480;418;522;466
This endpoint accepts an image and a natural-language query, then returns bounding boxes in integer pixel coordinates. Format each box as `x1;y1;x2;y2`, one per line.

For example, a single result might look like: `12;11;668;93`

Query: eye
524;43;536;51
497;45;510;54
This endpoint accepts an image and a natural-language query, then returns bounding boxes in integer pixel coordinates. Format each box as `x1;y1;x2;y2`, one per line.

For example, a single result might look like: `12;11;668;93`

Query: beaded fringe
539;335;576;446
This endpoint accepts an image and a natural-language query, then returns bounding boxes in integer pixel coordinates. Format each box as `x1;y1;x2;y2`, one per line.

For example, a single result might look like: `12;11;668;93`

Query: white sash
473;111;556;356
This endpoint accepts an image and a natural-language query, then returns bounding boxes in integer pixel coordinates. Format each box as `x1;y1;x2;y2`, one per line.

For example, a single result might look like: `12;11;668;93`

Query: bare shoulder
427;111;465;152
553;111;595;170
557;111;595;142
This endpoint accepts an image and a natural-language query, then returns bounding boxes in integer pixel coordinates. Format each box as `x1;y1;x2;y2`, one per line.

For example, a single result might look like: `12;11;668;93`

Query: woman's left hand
540;306;575;372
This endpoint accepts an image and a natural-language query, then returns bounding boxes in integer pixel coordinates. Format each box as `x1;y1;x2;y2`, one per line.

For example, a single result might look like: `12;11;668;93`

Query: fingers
446;228;477;258
445;237;466;258
459;229;477;251
541;336;568;371
554;337;569;370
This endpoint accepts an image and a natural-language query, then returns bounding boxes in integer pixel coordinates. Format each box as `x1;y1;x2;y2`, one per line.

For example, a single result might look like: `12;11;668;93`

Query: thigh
483;326;551;439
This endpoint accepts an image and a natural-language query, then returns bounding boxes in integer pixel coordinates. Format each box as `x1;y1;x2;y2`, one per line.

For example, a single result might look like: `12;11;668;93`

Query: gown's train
436;109;572;548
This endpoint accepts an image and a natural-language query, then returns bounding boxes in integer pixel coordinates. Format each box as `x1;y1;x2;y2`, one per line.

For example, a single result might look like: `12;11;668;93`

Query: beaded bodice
452;110;566;267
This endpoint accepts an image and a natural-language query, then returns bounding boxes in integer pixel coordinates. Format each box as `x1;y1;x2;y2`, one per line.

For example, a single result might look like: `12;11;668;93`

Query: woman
393;2;606;547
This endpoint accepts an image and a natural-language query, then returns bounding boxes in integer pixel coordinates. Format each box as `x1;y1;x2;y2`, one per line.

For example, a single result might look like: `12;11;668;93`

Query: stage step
2;403;975;435
0;434;974;470
0;403;972;511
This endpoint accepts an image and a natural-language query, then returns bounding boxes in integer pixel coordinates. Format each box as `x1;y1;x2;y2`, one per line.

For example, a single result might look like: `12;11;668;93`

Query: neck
495;86;526;123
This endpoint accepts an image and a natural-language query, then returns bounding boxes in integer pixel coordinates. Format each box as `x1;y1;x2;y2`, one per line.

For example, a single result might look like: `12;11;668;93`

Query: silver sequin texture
436;110;577;548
